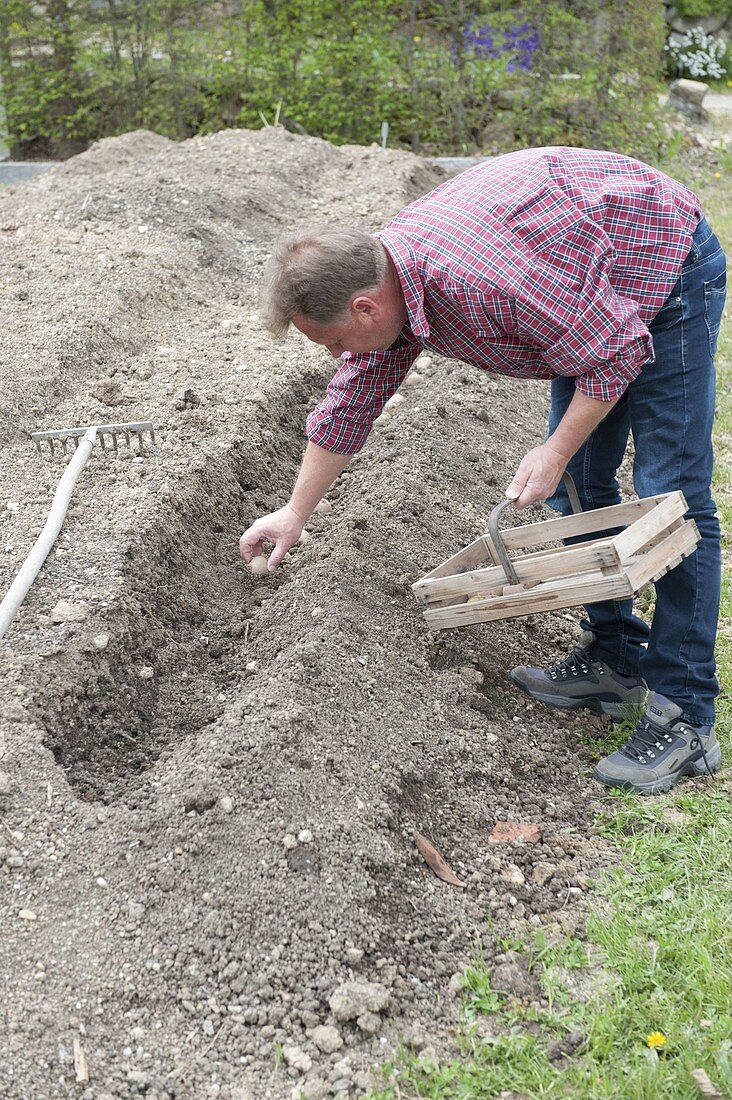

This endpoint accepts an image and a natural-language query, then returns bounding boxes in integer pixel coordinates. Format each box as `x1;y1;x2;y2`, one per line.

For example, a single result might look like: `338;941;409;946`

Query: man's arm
506;389;618;508
239;442;351;571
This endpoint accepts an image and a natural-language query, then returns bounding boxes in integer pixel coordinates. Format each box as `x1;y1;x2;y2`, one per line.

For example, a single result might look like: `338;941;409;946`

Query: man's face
292;286;407;359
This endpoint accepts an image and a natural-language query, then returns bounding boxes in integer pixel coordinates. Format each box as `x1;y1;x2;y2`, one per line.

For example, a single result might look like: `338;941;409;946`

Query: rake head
31;421;156;457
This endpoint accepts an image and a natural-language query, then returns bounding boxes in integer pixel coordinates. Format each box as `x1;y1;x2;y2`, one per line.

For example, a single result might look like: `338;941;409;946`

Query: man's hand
505;442;568;509
239;504;304;572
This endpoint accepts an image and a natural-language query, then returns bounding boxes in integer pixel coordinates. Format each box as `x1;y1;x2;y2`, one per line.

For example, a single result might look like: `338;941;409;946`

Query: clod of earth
329;981;391;1022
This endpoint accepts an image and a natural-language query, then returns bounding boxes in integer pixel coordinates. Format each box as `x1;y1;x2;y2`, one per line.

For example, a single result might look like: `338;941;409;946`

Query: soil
0;127;627;1100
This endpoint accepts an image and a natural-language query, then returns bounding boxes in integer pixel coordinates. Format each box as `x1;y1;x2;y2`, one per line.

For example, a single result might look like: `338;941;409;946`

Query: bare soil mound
0;128;615;1100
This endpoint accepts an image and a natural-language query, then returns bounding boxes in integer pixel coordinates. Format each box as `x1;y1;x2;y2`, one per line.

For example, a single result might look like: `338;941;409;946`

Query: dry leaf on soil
414;831;466;888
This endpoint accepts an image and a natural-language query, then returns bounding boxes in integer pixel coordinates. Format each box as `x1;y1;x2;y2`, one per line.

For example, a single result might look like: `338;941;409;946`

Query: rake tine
111;432;119;453
149;426;156;445
72;436;79;450
99;433;107;452
34;439;42;457
123;429;131;448
48;438;55;457
136;431;143;454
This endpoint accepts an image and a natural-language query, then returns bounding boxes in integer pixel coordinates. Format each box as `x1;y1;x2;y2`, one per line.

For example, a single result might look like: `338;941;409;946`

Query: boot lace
547;647;596;681
621;717;715;776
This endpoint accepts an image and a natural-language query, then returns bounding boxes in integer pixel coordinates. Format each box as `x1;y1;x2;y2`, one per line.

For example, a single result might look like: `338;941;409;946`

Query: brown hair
260;226;388;337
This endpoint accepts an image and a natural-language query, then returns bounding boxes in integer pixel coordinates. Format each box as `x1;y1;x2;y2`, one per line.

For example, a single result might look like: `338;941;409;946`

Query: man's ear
351;294;380;319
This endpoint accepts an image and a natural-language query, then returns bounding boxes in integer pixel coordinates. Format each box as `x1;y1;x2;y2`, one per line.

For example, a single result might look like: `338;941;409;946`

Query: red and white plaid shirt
306;147;702;454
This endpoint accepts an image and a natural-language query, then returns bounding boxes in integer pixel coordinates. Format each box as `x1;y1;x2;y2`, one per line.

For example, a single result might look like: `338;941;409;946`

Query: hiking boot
593;691;723;795
510;630;647;719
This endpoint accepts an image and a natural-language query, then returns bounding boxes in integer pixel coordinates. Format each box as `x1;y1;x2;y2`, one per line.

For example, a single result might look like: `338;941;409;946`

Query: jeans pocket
704;269;727;358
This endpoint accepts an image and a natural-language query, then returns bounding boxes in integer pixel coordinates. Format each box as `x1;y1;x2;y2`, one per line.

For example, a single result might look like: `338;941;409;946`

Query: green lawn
368;172;732;1100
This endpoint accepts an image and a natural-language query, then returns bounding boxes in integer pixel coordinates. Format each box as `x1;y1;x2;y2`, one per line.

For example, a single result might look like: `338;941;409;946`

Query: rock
415;355;432;370
531;862;555;886
418;1045;439;1063
184;786;217;814
667;78;708;121
282;1044;312;1072
219;796;234;814
311;607;325;621
295;1076;329;1100
547;1029;585;1062
308;1025;343;1053
91;377;127;406
459;665;484;686
661;806;693;827
19;909;37;921
384;393;406;412
490;960;534;999
156;866;176;891
0;771;11;796
404;371;423;386
356;1011;381;1036
314;499;332;515
127;900;145;920
500;863;525;886
489;821;542;844
91;633;110;650
6;501;20;513
282;834;298;850
297;829;313;844
138;665;154;679
329;981;390;1022
173;386;201;410
51;600;87;624
447;972;464;997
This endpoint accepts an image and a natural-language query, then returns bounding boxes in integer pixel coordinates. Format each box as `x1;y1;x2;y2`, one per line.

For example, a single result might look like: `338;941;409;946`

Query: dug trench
9;356;618;1098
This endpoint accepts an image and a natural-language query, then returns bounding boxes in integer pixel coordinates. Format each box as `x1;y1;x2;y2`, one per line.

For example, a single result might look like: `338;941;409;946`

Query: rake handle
0;427;97;641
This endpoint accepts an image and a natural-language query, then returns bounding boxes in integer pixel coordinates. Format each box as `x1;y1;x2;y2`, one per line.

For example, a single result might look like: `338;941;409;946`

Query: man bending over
240;146;726;796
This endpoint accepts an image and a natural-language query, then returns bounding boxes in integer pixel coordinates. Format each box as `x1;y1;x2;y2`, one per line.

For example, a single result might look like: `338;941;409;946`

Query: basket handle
488;473;582;586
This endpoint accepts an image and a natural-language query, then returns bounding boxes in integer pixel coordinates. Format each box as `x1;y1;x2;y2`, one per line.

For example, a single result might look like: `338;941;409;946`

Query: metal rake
0;420;156;640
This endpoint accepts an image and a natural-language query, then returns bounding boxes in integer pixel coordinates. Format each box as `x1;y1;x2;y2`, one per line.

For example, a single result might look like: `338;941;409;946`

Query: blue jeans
547;216;726;724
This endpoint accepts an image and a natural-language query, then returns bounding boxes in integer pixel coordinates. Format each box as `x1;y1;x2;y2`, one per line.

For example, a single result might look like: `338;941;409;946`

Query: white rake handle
0;427;97;641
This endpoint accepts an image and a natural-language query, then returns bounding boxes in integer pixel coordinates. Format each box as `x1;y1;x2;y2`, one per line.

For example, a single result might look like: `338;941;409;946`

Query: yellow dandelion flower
715;171;722;178
413;35;422;43
646;1031;666;1050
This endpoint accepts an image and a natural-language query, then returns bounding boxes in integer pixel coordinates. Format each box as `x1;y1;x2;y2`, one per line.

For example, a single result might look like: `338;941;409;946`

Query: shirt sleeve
509;229;656;402
305;333;419;455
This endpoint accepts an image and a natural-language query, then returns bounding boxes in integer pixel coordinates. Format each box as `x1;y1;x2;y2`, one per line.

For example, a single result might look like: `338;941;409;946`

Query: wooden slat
612;492;688;561
412;538;622;605
495;494;671;552
624;520;700;589
423;570;634;629
417;534;495;584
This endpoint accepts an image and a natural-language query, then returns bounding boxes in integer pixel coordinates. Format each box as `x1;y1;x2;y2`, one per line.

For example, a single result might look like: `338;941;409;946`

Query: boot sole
593;742;723;795
510;673;645;720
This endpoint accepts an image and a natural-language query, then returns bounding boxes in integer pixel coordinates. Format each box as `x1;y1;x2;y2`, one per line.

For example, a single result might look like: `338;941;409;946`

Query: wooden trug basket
412;489;700;630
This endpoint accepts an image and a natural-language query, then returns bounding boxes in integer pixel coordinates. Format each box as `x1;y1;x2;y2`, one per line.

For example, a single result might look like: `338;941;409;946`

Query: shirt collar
376;230;430;341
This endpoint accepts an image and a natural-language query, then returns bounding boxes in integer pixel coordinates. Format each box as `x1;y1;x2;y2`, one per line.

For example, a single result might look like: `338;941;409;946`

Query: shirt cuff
305;411;372;455
572;332;655;402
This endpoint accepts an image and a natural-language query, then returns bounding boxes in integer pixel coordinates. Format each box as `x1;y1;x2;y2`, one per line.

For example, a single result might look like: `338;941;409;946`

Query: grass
368;172;732;1099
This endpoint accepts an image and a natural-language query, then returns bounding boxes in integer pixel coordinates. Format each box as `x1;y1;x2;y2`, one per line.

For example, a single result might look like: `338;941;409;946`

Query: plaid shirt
306;147;702;454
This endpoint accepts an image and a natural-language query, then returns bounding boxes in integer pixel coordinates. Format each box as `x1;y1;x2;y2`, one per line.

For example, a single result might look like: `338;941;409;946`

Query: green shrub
0;1;671;160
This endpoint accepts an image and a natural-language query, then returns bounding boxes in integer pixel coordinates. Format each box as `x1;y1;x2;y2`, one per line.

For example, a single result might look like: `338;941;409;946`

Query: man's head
260;226;407;357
